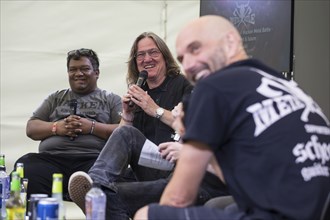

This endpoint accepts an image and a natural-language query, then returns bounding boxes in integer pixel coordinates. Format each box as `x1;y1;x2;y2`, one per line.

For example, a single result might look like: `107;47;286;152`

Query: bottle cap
53;173;63;178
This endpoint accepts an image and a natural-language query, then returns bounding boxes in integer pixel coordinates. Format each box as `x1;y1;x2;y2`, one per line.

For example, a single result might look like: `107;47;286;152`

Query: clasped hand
58;115;91;138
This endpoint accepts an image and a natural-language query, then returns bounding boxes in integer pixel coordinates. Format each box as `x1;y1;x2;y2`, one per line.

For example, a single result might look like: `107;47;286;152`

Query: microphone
69;99;77;115
69;99;77;141
128;70;148;107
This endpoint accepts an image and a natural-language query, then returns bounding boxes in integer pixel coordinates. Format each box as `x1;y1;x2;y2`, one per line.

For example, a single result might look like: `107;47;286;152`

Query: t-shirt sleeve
108;93;122;124
183;82;230;151
30;92;57;121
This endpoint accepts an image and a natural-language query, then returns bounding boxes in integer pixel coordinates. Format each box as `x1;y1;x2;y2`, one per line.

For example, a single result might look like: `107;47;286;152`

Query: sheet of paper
138;139;174;171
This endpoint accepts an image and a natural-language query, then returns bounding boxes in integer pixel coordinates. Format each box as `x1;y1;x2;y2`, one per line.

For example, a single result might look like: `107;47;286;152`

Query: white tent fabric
0;1;199;172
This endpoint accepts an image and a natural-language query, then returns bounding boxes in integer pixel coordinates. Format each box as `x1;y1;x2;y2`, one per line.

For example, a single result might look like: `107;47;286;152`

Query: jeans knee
117;125;139;136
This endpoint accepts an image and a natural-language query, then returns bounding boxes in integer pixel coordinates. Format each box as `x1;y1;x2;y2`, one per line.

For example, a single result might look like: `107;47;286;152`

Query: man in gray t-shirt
13;48;122;201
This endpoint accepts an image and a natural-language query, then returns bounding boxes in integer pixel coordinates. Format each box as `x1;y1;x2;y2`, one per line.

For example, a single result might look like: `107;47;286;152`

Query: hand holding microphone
128;70;148;107
69;99;78;140
69;99;78;115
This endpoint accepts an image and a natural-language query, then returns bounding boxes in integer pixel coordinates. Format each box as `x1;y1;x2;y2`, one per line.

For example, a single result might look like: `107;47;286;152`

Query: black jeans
14;152;97;200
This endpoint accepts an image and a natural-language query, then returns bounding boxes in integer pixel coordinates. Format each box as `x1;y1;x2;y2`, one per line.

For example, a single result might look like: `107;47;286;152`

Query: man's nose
76;68;84;75
143;53;153;61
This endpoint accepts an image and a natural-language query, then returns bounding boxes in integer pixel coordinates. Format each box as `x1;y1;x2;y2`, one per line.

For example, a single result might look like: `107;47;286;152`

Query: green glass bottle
15;163;27;213
5;171;25;220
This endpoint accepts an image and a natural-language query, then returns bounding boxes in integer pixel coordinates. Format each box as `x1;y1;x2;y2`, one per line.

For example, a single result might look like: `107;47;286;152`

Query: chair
320;191;330;220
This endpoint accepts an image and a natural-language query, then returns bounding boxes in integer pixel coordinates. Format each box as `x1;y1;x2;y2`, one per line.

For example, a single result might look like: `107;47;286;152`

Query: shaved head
175;15;247;84
178;15;238;43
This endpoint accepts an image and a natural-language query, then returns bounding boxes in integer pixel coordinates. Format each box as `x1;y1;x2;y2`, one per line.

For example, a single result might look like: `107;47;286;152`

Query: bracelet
90;120;96;134
52;122;58;136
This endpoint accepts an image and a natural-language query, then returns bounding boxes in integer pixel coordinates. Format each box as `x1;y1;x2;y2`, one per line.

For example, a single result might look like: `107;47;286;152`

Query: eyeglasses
67;48;96;56
68;66;93;74
135;48;161;61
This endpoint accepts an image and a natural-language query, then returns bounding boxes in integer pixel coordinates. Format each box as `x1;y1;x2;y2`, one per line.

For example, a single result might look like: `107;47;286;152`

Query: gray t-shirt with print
31;88;122;155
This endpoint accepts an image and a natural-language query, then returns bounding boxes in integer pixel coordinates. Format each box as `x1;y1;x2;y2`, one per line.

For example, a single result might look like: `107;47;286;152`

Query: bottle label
52;181;63;194
20;192;27;208
85;196;106;220
0;177;10;201
0;182;2;209
6;207;25;220
5;177;10;199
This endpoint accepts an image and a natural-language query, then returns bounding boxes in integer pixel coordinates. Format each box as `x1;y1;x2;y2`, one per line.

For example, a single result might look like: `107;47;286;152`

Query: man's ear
223;31;239;59
95;70;100;79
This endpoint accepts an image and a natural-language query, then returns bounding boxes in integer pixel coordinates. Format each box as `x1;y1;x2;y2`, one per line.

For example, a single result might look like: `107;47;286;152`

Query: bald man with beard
134;15;330;220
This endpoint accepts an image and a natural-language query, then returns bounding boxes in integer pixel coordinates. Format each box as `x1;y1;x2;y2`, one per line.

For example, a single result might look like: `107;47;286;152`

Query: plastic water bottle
85;185;106;220
0;155;10;200
0;165;10;219
0;154;10;220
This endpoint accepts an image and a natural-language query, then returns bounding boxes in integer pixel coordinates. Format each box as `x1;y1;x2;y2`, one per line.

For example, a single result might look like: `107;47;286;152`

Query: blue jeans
89;125;171;186
88;125;228;220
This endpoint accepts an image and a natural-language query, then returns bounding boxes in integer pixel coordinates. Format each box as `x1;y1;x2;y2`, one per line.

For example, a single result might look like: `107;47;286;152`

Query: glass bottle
15;163;27;213
85;184;106;220
5;171;25;220
52;173;66;220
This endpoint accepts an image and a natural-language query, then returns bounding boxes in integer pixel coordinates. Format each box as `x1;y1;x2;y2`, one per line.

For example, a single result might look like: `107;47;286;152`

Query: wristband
119;112;134;123
90;120;96;134
52;122;58;135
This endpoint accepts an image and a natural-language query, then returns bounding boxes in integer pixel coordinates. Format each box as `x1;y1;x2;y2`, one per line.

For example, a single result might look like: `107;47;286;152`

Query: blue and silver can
37;197;59;220
28;194;48;220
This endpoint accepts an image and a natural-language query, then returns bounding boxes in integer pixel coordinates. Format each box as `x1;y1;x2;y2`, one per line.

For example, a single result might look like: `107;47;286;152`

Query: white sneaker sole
68;171;93;213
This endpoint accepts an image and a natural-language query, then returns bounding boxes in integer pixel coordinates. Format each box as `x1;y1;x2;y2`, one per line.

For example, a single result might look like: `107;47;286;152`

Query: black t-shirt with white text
183;59;330;220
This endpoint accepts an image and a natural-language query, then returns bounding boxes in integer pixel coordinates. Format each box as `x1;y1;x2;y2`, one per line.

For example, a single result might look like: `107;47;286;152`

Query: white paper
138;139;175;171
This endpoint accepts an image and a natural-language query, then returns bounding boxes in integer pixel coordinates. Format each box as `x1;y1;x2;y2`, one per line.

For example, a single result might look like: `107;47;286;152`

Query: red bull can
37;197;59;220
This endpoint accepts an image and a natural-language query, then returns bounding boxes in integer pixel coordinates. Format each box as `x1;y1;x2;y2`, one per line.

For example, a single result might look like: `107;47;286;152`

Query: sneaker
68;171;93;213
